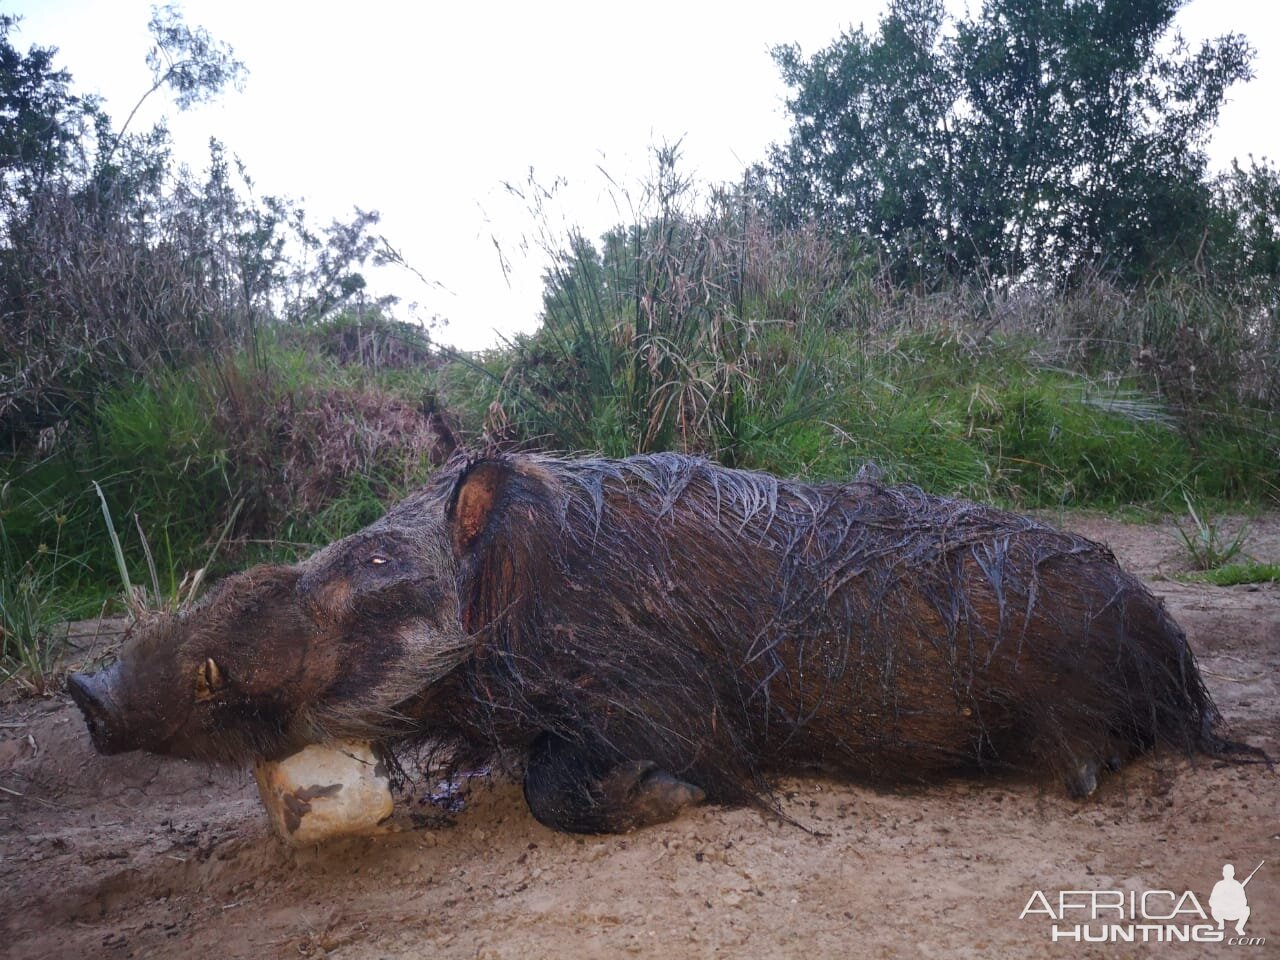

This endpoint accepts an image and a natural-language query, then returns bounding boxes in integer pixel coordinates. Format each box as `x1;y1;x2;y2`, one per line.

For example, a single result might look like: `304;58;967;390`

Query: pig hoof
1066;761;1099;799
600;762;706;828
522;735;706;834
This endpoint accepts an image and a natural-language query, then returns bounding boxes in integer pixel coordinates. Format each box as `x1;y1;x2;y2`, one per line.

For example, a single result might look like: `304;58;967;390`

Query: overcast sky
7;1;1279;349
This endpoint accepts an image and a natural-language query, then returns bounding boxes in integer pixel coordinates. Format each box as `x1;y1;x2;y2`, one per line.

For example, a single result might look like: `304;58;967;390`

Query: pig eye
194;658;225;701
368;556;389;566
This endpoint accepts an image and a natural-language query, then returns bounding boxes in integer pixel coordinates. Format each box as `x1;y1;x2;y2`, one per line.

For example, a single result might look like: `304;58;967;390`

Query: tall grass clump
482;147;853;463
1174;495;1252;572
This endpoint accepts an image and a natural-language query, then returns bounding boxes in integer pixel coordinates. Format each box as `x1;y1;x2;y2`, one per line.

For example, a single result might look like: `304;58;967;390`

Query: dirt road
2;514;1277;959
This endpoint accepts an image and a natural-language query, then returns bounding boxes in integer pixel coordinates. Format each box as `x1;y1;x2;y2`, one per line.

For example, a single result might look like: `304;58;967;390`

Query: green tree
0;15;77;206
104;4;246;166
1208;157;1280;306
763;0;1253;285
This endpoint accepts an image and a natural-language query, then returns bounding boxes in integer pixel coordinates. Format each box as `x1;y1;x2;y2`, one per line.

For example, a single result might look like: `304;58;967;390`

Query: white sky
6;0;1279;350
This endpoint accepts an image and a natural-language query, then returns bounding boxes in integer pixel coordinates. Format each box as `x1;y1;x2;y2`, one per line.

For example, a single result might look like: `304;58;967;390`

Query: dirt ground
1;513;1277;959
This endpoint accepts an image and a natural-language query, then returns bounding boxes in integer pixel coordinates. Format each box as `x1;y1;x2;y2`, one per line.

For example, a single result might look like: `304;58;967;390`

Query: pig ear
448;459;514;556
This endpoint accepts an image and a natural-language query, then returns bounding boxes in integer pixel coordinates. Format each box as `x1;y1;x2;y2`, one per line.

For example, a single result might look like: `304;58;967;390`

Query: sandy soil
1;514;1277;959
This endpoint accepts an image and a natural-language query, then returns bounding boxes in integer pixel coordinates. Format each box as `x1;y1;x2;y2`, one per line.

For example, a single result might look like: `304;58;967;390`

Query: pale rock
253;740;393;845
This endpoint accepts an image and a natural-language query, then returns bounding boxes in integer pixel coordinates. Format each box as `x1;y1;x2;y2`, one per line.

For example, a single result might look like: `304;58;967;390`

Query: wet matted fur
71;451;1264;821
405;452;1256;803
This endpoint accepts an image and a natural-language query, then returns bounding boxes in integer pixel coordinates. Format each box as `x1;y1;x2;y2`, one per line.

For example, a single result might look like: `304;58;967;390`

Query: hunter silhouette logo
1020;858;1266;945
1210;861;1264;936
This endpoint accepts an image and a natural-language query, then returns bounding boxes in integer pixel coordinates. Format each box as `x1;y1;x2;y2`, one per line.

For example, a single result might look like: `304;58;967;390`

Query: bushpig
68;452;1263;834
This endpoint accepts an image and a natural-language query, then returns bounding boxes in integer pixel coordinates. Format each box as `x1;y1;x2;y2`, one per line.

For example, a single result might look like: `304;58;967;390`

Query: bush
0;348;450;617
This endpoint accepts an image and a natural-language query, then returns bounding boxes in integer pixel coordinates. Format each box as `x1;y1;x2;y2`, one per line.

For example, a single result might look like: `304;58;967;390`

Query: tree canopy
761;0;1255;286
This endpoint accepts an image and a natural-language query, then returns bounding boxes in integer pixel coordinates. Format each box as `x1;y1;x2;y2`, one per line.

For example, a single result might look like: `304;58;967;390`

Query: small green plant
93;481;241;616
1173;494;1251;571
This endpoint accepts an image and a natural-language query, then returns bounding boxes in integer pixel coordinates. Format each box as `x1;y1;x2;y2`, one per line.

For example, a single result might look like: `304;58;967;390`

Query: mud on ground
1;515;1277;959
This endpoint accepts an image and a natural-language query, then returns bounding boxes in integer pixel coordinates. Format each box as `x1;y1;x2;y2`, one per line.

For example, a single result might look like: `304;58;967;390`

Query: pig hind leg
522;733;706;834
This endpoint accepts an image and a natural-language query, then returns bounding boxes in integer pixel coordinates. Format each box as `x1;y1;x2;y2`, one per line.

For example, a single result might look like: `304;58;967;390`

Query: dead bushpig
68;453;1263;834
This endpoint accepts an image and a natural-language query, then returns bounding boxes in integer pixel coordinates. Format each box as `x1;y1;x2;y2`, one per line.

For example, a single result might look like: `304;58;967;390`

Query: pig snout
67;667;135;755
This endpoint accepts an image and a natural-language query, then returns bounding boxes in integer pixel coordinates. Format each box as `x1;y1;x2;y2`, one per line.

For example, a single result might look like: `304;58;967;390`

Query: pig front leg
522;733;706;834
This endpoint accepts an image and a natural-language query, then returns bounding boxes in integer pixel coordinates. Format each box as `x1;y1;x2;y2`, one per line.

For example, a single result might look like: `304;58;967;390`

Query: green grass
0;338;445;626
0;493;75;690
705;326;1277;512
1180;562;1280;586
1;373;239;616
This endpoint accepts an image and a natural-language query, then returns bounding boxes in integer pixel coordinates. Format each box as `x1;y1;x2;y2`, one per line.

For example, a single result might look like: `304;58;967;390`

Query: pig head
67;482;474;764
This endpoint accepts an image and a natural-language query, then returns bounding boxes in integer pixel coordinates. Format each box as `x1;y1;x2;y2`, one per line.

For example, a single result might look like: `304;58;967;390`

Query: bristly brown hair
403;451;1263;805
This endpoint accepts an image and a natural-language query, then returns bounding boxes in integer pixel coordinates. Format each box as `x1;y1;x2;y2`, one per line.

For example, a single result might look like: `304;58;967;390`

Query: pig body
69;452;1261;833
